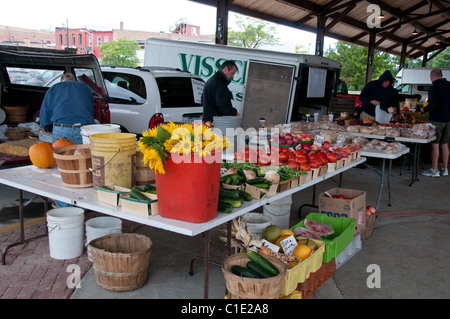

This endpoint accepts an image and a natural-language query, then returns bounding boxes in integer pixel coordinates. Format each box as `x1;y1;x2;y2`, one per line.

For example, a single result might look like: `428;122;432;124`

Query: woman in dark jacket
359;70;398;121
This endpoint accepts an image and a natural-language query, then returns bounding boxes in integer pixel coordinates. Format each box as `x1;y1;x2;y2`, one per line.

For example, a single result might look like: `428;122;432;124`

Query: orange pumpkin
29;142;56;168
52;138;74;150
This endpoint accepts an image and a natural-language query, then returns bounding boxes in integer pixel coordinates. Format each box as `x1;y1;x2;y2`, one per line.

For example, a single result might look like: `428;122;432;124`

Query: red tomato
286;161;299;170
279;152;288;163
299;163;310;171
257;154;270;166
244;147;257;162
295;156;308;164
327;152;338;163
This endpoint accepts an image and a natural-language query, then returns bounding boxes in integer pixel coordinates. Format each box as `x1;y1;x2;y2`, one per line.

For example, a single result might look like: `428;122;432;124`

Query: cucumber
220;173;239;182
142;184;157;194
236;190;252;202
140;184;154;191
251;183;270;189
247;261;274;278
246;178;267;185
247;251;279;276
219;188;240;200
129;189;152;202
220;198;242;208
218;201;233;213
231;265;260;279
131;186;145;192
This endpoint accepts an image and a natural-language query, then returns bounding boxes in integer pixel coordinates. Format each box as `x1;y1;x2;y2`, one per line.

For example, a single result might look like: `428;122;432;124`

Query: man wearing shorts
421;68;450;177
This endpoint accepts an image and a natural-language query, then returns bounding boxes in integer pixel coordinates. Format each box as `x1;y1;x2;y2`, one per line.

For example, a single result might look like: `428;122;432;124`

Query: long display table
0;157;365;298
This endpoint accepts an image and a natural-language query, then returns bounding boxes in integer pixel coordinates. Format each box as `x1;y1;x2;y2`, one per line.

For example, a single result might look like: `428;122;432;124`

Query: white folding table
0;157;365;298
360;147;410;211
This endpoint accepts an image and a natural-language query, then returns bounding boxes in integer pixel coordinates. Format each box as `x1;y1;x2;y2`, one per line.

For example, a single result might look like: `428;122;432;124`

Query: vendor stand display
0;152;365;298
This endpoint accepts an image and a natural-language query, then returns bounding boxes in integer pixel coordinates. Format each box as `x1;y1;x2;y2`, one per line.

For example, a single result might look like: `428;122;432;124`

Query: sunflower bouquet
138;121;229;175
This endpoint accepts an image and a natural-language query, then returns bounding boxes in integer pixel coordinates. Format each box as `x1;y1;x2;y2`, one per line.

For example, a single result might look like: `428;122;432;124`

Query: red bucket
155;152;222;223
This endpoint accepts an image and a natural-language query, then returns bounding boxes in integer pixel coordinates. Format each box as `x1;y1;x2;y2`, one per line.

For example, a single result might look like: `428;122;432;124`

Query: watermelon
293;226;321;240
304;219;335;239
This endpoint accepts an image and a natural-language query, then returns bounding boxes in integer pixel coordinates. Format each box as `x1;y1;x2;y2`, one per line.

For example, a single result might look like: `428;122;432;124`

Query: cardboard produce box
318;188;366;235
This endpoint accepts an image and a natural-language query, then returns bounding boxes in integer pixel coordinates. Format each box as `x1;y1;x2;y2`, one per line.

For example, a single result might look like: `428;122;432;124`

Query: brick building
55;27;114;56
1;22;213;58
0;25;54;48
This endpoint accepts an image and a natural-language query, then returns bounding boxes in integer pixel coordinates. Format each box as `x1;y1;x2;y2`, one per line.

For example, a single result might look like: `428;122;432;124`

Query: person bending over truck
420;68;450;178
202;60;240;124
40;72;95;144
359;70;398;121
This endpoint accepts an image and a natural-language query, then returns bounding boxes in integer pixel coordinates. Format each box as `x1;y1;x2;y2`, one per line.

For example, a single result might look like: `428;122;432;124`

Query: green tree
295;44;309;54
99;38;140;67
428;47;450;68
327;41;400;90
228;16;280;48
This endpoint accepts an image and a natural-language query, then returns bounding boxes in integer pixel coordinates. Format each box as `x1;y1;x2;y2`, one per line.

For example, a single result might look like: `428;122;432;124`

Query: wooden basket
135;149;155;185
53;144;93;188
89;233;152;292
3;105;28;123
222;252;287;299
361;214;376;239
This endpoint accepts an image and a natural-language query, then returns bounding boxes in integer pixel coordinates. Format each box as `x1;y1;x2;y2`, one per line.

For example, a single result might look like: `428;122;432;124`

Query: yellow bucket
90;133;137;189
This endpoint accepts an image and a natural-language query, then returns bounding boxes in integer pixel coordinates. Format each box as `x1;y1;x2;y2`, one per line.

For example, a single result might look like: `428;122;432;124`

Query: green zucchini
220;173;239;182
251;183;270;189
231;265;260;279
246;178;267;185
247;261;274;278
141;184;157;194
220;198;242;208
247;251;279;276
218;201;233;213
129;189;152;202
219;188;240;200
131;186;145;192
236;190;252;202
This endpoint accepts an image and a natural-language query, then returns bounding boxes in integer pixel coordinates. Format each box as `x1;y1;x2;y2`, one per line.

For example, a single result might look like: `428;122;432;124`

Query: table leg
409;143;420;186
388;159;392;207
375;159;385;212
1;190;49;265
203;230;210;299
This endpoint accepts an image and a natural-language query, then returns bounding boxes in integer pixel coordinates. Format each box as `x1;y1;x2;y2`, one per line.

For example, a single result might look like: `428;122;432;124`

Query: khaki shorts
431;121;449;144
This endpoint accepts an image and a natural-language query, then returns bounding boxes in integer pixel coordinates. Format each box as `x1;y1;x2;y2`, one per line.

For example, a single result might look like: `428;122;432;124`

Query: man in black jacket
421;68;450;177
359;70;398;121
202;60;240;123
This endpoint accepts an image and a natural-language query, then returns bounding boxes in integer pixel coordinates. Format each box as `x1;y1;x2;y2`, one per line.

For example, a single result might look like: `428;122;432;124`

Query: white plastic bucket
80;124;121;144
243;212;272;238
46;207;85;259
263;195;293;229
85;216;122;261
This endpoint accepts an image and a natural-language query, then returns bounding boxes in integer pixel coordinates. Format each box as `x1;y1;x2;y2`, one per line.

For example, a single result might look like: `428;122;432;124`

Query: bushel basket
222;252;287;299
88;233;152;292
53;144;93;188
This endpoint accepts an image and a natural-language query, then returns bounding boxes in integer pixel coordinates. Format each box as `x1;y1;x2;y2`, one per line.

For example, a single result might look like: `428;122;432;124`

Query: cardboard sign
280;235;298;255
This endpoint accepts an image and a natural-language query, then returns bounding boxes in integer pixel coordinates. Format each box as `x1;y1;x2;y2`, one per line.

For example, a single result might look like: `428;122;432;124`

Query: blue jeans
52;125;83;145
52;124;83;207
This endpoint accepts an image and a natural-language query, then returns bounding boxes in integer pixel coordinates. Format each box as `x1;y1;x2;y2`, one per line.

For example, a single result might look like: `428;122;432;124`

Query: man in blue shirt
40;72;95;144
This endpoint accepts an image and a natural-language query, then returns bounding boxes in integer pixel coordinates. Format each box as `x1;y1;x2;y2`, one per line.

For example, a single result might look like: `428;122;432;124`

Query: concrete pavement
1;157;449;299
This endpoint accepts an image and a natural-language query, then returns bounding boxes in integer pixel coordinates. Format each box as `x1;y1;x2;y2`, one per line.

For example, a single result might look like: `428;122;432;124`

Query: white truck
395;67;450;105
144;38;342;129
